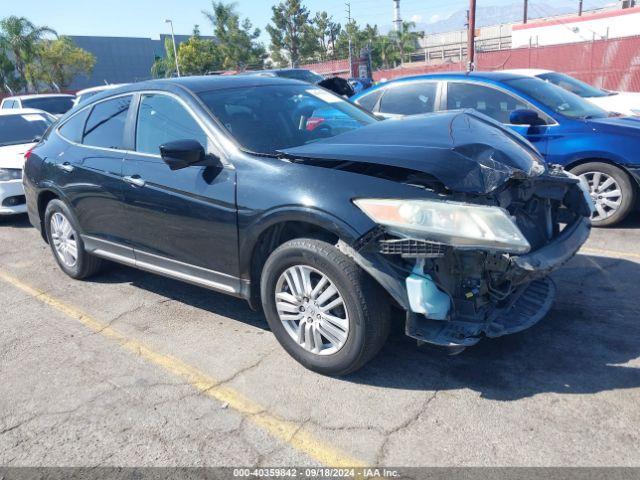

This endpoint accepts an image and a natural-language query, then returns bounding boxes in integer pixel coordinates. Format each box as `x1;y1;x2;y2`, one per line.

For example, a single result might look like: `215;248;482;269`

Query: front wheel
260;238;390;376
570;162;636;227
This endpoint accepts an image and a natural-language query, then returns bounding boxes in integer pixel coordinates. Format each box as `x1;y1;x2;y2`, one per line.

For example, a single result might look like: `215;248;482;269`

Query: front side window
135;94;208;155
199;85;376;155
504;77;609;119
0;112;53;147
447;82;532;124
83;96;132;149
379;82;438;115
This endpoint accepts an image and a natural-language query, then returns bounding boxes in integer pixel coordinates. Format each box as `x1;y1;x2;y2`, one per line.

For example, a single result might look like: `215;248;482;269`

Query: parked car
0;109;55;217
1;94;75;117
504;69;640;116
23;76;592;374
353;71;640;226
74;84;127;106
243;68;355;97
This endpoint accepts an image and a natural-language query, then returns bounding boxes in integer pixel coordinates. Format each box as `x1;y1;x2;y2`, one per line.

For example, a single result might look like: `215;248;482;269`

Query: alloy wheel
274;265;349;356
50;212;78;268
580;171;622;222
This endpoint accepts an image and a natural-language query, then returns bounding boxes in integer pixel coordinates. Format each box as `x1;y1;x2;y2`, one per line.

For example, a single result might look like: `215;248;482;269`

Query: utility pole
578;0;583;15
165;19;181;77
393;0;402;32
523;0;528;24
467;0;476;71
346;2;353;77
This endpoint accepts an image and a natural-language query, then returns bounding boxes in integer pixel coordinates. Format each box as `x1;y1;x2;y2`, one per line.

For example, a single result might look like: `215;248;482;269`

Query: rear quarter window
355;89;383;111
58;108;91;143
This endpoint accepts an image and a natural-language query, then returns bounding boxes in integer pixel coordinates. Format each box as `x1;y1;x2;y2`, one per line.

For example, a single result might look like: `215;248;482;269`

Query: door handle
57;162;74;173
123;175;146;188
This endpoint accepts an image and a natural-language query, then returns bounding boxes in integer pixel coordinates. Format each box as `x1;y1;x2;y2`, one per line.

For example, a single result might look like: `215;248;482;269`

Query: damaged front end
281;110;593;347
351;166;593;347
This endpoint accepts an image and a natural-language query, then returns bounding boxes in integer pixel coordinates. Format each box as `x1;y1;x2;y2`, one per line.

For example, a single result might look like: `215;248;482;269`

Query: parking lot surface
1;213;639;467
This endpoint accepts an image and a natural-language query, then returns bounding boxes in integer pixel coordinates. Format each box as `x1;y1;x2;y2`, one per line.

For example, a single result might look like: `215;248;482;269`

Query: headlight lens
354;198;531;254
0;168;22;181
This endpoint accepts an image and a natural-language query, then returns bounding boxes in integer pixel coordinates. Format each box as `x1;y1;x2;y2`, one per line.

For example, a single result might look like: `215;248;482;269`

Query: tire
260;238;390;376
44;199;103;279
570;162;635;227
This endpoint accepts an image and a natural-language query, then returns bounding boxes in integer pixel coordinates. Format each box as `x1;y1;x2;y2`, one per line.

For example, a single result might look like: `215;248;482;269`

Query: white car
0;109;55;217
503;69;640;116
0;94;75;118
74;84;127;106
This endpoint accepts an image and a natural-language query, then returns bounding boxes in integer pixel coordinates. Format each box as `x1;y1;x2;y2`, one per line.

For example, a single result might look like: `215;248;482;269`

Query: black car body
23;76;593;374
243;68;356;97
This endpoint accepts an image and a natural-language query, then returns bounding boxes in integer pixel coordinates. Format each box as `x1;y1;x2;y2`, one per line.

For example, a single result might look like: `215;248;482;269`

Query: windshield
22;96;74;114
503;77;609;119
0;113;53;147
276;70;325;84
199;84;377;155
537;72;609;98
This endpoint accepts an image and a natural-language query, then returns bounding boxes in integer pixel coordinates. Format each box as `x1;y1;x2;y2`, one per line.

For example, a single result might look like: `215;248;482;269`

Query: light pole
165;19;181;77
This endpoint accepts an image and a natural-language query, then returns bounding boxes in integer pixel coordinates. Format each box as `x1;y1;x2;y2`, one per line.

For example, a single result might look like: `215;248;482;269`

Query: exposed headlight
0;168;22;181
354;198;531;254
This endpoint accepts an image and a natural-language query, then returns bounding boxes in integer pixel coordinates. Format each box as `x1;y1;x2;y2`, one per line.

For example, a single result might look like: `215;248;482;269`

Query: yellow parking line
0;269;365;468
580;247;640;261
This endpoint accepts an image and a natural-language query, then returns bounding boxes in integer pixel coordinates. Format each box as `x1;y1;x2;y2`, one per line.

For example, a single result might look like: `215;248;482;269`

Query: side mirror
160;139;218;171
509;109;545;126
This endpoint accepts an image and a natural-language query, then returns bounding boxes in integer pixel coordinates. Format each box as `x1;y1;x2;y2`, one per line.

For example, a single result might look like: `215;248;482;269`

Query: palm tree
0;16;56;91
390;21;423;65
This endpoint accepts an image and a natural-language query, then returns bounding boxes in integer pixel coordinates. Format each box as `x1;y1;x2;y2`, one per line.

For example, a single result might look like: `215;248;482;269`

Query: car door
121;92;240;288
375;81;441;119
444;81;551;156
53;95;132;250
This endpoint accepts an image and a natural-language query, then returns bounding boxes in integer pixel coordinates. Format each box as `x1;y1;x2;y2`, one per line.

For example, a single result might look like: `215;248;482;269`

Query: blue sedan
352;72;640;226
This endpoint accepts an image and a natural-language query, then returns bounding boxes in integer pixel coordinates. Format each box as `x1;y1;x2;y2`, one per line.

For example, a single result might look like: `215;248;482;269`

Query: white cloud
411;14;423;23
429;14;441;23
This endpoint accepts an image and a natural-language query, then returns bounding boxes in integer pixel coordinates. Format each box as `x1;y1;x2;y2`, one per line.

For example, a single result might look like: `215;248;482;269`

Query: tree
151;37;178;78
203;1;265;71
177;26;221;75
28;36;94;90
311;11;341;62
0;16;56;91
390;21;423;65
0;46;19;93
266;0;315;67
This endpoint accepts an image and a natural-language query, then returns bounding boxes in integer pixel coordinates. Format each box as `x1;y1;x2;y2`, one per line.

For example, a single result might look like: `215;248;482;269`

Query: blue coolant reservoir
406;260;450;320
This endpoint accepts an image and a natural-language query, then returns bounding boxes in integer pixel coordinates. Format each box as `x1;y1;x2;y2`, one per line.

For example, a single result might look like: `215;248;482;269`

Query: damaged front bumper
345;169;592;348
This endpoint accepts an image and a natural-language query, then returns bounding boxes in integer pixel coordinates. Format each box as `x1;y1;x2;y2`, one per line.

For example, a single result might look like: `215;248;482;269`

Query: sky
4;0;521;42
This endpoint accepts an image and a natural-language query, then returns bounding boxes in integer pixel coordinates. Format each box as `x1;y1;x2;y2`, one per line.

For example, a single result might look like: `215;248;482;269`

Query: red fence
304;35;640;92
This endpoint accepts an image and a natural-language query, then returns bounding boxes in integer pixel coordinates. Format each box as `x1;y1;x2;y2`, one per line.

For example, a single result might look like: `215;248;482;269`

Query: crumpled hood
279;109;544;194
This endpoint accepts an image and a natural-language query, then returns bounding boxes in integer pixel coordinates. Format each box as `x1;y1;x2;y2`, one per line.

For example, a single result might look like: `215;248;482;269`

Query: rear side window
355;89;383;111
59;109;90;143
83;96;132;149
379;82;438;115
135;94;208;155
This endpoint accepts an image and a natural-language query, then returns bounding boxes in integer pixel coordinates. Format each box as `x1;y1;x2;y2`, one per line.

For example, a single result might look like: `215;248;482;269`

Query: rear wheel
44;199;103;279
260;238;390;376
570;162;635;227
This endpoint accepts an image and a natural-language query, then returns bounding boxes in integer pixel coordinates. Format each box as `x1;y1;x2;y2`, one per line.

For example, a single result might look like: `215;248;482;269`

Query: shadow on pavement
86;250;640;401
0;213;32;229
